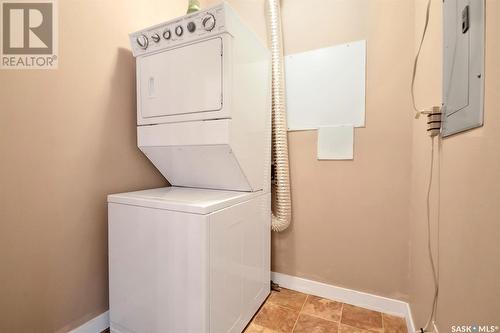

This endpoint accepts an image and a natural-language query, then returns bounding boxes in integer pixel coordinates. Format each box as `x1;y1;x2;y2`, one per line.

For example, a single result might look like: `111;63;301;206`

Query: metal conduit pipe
266;0;292;232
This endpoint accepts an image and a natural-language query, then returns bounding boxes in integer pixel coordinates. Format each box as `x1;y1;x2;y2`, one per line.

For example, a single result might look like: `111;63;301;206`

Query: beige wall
202;0;415;301
276;0;413;301
410;0;500;329
0;1;193;331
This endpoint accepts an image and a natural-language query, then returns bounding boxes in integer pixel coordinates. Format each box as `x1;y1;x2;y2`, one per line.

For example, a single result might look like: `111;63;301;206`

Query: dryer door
138;37;223;120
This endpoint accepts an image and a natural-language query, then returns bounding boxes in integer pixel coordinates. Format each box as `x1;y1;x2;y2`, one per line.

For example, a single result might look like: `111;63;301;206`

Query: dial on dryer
136;35;148;49
202;14;216;31
151;33;160;43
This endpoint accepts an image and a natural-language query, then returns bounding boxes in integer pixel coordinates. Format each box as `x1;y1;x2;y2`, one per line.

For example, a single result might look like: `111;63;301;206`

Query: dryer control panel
130;4;227;57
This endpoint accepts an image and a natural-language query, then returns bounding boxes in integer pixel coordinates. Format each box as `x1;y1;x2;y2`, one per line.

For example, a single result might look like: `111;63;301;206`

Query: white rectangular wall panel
442;0;485;136
285;40;366;131
317;126;354;160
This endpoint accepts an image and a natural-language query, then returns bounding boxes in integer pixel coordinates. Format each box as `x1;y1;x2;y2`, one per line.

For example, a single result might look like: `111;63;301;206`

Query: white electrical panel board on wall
284;40;366;131
442;0;485;137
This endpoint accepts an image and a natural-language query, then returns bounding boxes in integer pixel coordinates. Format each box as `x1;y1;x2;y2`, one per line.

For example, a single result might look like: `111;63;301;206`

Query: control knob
163;29;171;40
136;34;148;49
202;14;216;31
151;33;160;43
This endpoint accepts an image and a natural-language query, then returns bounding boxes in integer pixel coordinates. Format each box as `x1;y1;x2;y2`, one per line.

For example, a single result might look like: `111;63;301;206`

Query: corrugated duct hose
267;0;292;232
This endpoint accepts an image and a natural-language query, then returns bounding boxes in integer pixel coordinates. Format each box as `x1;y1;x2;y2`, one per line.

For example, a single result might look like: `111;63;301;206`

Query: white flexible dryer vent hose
267;0;292;232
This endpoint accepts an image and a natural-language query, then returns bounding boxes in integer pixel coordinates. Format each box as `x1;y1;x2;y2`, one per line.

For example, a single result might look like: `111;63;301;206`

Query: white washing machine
108;2;271;333
108;188;270;333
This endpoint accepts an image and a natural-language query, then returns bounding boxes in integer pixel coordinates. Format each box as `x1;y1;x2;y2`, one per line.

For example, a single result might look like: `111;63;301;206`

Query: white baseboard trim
271;272;415;333
68;311;109;333
67;274;416;333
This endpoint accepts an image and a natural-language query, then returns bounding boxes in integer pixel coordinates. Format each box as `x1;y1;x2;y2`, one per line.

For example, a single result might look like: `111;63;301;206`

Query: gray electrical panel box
442;0;485;137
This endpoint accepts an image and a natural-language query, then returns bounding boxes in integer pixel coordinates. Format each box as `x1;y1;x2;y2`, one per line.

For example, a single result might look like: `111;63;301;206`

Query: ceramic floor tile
267;288;308;311
293;314;339;333
340;304;383;333
108;289;406;333
382;314;408;333
339;323;375;333
302;295;343;322
245;323;281;333
254;302;300;333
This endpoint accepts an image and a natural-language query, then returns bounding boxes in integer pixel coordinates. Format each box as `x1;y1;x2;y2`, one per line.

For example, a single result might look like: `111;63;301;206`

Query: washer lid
108;187;260;215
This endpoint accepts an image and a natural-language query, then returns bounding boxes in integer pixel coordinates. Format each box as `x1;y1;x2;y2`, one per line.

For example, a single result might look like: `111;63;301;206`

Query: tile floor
244;288;408;333
101;288;408;333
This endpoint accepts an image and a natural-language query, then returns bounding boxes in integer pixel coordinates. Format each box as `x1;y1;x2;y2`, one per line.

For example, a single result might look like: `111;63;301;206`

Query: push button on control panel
187;22;196;33
175;25;184;36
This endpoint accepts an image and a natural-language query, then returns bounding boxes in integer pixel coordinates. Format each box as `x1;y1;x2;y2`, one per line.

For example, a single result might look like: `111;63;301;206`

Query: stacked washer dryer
108;2;271;333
